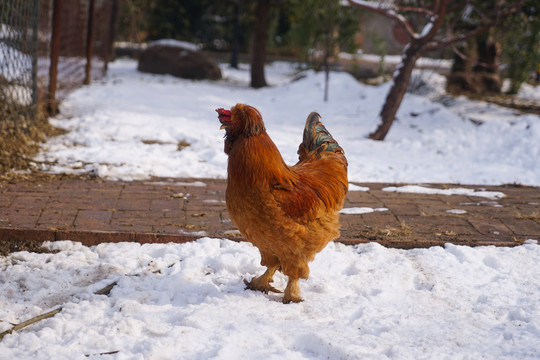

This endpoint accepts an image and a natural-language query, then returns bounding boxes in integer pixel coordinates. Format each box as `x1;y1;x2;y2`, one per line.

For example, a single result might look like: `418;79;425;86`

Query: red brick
0;228;55;242
500;218;540;236
75;210;112;227
468;218;513;236
1;178;538;250
116;199;151;211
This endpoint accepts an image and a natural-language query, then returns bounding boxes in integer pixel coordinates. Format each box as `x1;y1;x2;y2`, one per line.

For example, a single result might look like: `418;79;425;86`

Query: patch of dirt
0;171;91;185
0;238;53;257
177;140;191;151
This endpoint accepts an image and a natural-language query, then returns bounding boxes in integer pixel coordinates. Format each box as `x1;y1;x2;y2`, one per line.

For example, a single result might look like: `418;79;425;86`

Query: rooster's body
217;104;348;303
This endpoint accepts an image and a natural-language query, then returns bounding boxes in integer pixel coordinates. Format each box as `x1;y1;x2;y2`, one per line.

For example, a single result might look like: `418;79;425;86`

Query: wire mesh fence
0;0;39;131
1;0;118;134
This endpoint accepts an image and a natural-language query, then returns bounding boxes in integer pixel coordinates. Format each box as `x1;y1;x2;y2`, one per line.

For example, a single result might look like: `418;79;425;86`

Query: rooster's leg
244;264;282;294
283;277;303;304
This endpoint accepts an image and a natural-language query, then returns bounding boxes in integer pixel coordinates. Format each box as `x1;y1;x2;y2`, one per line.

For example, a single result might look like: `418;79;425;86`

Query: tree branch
0;281;118;341
393;5;434;17
419;0;448;41
426;23;490;50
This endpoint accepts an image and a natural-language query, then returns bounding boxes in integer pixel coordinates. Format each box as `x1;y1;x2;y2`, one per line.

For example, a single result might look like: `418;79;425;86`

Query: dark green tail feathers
301;112;345;159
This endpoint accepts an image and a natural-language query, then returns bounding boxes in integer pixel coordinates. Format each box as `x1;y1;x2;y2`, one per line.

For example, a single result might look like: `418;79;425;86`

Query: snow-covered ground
1;239;539;359
2;59;538;358
35;59;540;185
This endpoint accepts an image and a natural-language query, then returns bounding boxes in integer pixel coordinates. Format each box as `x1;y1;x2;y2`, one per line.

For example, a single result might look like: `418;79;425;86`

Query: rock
137;39;221;80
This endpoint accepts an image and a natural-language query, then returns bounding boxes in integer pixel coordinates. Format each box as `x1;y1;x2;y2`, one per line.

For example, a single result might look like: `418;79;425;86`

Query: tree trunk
250;0;271;88
230;1;240;69
369;44;422;140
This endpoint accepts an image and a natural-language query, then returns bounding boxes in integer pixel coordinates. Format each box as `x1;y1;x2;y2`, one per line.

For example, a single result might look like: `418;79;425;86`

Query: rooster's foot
283;277;303;304
244;277;282;294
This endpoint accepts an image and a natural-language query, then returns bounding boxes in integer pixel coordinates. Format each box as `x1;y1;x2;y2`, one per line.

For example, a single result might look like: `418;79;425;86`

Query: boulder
137;39;221;80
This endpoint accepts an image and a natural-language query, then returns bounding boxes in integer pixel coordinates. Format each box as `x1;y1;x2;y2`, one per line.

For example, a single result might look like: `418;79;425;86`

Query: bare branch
393;5;435;17
420;0;448;41
427;23;490;50
0;308;62;341
0;281;118;341
450;43;497;71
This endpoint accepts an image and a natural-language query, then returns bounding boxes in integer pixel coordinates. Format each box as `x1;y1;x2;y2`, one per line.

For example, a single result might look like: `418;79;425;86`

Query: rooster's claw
243;278;282;294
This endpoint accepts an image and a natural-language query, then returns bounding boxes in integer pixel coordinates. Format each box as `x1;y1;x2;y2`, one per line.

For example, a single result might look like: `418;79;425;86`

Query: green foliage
368;31;387;76
286;0;361;67
118;0;150;42
266;4;294;53
500;4;540;94
146;0;217;43
117;0;252;51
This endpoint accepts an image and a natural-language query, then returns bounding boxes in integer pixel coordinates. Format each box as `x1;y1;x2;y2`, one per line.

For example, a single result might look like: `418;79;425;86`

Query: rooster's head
216;108;232;130
216;104;266;138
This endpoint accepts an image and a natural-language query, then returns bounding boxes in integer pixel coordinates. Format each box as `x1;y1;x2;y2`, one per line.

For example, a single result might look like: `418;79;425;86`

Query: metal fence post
31;0;40;113
48;0;63;115
84;0;95;85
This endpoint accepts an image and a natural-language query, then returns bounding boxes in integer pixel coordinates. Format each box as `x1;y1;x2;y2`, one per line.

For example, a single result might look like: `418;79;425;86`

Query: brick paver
1;178;539;249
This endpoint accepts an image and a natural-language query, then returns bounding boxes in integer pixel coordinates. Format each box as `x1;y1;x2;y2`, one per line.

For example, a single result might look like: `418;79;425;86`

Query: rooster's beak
216;108;232;130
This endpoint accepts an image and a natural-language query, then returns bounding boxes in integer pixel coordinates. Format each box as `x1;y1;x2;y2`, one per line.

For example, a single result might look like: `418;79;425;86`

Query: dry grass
0;108;65;175
516;212;540;221
435;230;458;237
140;139;191;152
359;222;413;240
0;171;89;185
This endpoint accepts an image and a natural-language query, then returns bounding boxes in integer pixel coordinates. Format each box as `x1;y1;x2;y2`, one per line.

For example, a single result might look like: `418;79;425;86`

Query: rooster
216;104;348;303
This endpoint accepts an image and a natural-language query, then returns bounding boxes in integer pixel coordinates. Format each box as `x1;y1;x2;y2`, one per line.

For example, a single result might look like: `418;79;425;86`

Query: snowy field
35;59;540;185
1;239;539;359
2;59;538;358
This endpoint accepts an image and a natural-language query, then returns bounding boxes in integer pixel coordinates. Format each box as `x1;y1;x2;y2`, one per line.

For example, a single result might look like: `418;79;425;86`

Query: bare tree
348;0;525;141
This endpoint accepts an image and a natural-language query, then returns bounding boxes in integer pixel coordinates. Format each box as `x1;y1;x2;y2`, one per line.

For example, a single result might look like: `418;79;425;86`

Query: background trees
117;1;539;138
501;3;540;95
347;0;528;140
287;0;361;101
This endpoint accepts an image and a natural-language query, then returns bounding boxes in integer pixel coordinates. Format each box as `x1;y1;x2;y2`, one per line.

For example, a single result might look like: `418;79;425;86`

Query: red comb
216;108;231;116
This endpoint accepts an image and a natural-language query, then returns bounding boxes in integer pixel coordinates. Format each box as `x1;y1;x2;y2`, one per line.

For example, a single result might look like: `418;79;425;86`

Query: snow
144;180;207;187
382;185;507;200
339;207;388;215
415;21;434;39
0;42;32;82
339;52;452;70
6;57;540;358
1;238;539;359
35;58;540;185
348;184;370;191
447;209;467;214
147;39;200;52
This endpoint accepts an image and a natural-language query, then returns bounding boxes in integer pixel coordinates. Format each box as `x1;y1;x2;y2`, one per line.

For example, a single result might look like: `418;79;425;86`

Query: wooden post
84;0;95;85
48;0;63;115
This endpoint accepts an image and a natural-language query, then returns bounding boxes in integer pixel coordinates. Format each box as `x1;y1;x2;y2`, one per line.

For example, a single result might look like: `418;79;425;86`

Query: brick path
1;177;539;250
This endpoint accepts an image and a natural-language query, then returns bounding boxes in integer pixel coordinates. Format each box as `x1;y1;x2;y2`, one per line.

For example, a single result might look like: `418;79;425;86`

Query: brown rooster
216;104;348;303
